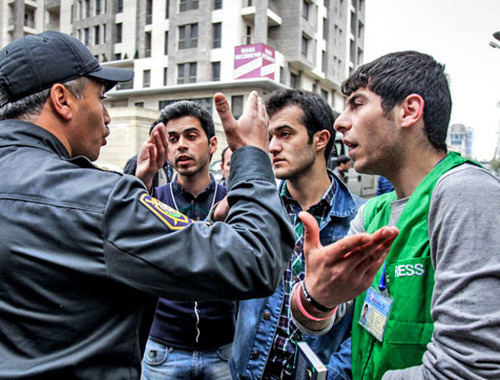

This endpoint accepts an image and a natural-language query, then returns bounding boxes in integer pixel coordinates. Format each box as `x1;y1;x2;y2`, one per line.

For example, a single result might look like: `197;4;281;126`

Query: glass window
94;25;100;45
116;23;122;43
302;0;309;20
213;23;221;48
143;70;151;88
214;0;222;9
84;28;89;45
178;24;198;50
145;32;152;58
212;62;221;81
180;0;199;12
164;31;169;55
177;63;197;84
301;35;308;57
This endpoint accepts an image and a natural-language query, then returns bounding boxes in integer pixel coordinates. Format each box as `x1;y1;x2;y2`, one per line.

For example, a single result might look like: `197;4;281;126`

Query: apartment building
0;0;366;181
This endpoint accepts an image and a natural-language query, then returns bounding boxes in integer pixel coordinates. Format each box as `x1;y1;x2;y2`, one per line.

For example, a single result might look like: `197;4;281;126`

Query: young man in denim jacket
230;89;365;379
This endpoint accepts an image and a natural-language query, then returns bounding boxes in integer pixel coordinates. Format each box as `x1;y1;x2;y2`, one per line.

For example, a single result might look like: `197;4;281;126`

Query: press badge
358;287;393;342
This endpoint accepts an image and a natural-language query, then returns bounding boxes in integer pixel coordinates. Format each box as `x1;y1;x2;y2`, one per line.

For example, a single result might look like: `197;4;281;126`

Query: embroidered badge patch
139;193;193;230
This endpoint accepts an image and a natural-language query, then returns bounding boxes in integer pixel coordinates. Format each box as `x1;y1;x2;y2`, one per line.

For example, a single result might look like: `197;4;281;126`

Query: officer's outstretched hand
214;91;269;152
135;123;168;191
300;210;398;309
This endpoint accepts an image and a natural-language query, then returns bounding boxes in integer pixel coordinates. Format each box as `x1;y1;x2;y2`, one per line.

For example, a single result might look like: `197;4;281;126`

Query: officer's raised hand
135;122;168;191
214;91;269;152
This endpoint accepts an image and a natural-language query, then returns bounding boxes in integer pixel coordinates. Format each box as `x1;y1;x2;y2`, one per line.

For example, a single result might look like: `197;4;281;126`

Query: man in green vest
290;51;500;379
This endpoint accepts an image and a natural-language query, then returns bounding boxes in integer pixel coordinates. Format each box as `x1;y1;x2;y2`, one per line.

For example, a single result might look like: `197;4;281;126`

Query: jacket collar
278;169;360;220
0;119;70;159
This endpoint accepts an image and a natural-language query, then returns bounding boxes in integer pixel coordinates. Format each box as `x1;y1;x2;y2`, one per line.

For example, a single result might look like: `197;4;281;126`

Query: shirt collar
280;172;336;212
172;173;216;200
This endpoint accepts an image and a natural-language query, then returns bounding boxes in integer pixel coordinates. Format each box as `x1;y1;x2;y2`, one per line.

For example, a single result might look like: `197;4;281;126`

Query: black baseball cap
0;31;134;107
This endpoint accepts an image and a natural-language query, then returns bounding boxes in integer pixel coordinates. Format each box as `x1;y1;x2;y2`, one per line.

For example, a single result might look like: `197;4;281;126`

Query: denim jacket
230;174;364;380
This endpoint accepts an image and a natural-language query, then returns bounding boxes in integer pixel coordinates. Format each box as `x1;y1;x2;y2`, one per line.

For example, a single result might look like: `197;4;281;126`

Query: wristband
301;280;335;312
296;282;337;322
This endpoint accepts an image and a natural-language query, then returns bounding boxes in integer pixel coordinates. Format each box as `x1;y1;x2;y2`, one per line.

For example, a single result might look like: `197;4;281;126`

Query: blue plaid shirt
267;175;337;370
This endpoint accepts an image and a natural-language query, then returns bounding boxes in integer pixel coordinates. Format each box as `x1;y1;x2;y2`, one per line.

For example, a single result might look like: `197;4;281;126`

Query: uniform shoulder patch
138;193;193;230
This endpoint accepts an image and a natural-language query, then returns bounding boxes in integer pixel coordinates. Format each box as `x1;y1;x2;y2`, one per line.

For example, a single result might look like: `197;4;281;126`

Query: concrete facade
0;0;366;173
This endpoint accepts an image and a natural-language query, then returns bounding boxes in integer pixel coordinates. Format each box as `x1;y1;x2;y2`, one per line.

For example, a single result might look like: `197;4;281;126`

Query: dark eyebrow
347;94;365;106
167;127;200;135
269;125;292;134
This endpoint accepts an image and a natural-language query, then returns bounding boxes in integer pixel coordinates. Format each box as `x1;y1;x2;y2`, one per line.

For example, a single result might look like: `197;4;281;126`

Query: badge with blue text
139;193;193;230
358;287;393;342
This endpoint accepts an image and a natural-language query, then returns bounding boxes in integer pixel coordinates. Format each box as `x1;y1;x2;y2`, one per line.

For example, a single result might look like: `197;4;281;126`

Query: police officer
0;31;294;378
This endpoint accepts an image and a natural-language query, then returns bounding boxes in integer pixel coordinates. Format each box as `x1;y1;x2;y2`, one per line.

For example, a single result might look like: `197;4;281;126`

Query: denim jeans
142;339;232;380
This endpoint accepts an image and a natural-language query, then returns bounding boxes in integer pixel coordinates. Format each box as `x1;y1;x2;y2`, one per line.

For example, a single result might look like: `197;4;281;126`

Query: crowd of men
0;31;498;380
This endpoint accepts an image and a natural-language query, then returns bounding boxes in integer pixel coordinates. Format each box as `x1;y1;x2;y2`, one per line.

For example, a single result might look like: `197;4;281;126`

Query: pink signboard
234;43;275;80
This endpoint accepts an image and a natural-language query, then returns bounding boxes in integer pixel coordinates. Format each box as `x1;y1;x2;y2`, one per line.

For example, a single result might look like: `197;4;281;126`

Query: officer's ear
49;83;75;121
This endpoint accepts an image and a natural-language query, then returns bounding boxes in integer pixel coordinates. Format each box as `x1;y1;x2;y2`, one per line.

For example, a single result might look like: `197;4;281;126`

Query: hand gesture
214;91;269;152
135;123;168;191
300;211;399;309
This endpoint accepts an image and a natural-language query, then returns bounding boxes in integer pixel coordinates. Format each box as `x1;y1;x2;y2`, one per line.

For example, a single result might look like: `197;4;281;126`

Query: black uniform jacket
0;120;294;379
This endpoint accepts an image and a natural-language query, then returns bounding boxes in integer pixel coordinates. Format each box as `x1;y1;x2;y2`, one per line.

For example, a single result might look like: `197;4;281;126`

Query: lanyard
378;263;387;292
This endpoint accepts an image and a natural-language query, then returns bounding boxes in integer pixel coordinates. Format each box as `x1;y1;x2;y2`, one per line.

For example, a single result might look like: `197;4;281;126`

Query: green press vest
352;152;470;379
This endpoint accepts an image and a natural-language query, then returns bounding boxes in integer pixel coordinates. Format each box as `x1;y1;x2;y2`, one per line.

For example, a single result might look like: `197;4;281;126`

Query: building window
164;31;169;55
145;32;152;57
231;96;243;119
84;28;90;45
71;5;74;23
95;0;101;15
177;62;197;84
103;24;107;42
212;62;221;81
245;25;252;44
290;72;298;88
180;0;199;12
321;88;328;101
358;21;364;39
135;102;144;107
165;0;170;18
163;67;168;86
84;0;90;18
178;23;198;50
323;17;328;39
301;35;308;57
146;0;153;24
143;70;151;88
115;53;122;60
214;0;222;9
302;0;309;20
94;25;100;45
213;22;221;48
321;51;326;72
117;0;123;13
350;11;356;35
116;23;122;43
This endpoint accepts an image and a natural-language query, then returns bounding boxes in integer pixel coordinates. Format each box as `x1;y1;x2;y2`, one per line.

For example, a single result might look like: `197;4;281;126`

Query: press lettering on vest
395;264;425;278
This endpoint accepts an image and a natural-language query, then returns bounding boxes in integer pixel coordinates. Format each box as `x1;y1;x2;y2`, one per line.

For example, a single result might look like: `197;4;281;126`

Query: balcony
45;0;61;10
116;80;133;90
241;5;281;27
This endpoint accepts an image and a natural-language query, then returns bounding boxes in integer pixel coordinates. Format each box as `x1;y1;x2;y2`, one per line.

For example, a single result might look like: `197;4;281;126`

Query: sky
364;0;500;160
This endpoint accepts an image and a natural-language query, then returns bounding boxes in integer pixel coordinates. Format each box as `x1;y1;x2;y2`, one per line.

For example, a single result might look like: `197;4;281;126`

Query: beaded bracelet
296;282;337;322
301;280;335;312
